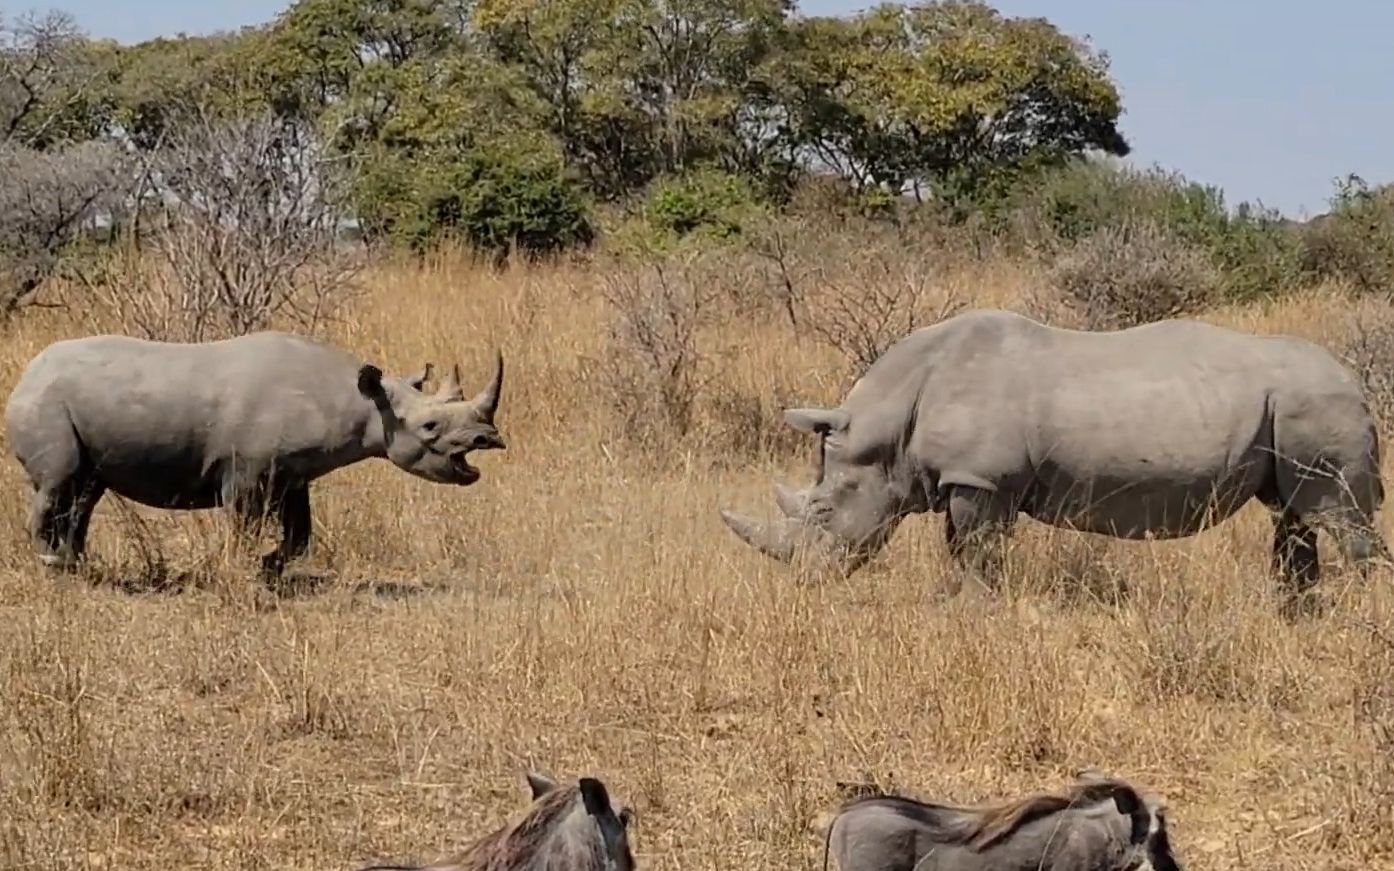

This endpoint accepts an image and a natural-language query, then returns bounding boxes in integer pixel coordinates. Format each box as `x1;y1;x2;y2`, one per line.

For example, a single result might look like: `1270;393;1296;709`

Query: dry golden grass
3;250;1394;871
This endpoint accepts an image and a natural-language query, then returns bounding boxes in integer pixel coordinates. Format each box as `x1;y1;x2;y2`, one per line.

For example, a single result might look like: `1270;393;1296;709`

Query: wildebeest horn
720;509;798;563
526;770;558;798
472;350;503;422
774;482;808;519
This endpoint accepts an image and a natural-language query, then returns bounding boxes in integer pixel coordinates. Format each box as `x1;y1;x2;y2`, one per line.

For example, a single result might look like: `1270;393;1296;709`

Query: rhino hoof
38;553;79;573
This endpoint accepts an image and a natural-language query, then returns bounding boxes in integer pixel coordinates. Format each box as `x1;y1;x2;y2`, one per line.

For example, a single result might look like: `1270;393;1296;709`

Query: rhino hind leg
28;476;105;572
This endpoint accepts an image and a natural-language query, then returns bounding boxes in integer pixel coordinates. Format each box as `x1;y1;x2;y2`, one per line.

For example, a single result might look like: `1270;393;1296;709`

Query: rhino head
720;405;926;578
357;352;506;486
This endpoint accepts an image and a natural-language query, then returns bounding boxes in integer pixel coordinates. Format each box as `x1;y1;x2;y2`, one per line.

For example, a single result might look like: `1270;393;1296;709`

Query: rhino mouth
450;450;481;484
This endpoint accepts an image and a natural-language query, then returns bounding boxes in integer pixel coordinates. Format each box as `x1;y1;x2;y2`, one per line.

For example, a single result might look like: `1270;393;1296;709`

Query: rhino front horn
472;350;504;423
719;509;797;563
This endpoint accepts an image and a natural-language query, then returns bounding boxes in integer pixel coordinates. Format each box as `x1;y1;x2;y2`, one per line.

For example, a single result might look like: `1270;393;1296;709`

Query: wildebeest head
720;404;924;578
1073;767;1183;871
526;771;636;871
357;352;506;487
355;769;636;871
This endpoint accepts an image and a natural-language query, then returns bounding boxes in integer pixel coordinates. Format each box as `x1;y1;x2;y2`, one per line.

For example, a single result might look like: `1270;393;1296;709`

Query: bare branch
103;106;363;341
0;10;95;147
0;139;129;316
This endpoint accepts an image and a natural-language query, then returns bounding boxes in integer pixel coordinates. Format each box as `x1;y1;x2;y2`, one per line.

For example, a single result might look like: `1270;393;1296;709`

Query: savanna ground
4;250;1394;871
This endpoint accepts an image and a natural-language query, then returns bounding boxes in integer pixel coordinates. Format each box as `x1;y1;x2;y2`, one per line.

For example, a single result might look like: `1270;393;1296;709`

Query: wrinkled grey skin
722;309;1388;593
355;770;637;871
817;770;1182;871
3;330;505;575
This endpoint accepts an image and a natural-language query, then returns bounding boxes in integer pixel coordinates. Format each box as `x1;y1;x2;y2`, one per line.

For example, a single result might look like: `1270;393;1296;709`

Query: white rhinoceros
4;330;506;574
721;309;1387;593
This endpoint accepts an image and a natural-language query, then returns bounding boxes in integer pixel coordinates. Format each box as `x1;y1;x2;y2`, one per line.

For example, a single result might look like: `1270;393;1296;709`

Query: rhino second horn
719;509;798;563
435;363;464;401
774;482;808;519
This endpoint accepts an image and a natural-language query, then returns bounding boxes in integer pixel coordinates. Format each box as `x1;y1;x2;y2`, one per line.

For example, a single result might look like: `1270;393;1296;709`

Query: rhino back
1021;321;1369;487
894;314;1352;484
8;332;373;504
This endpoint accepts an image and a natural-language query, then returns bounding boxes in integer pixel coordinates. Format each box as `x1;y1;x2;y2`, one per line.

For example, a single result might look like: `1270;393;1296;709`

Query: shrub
643;167;765;242
1303;175;1394;296
123;110;360;341
1009;159;1308;302
598;252;717;452
1205;202;1311;302
1335;297;1394;429
1010;159;1228;252
359;145;594;263
1046;219;1221;329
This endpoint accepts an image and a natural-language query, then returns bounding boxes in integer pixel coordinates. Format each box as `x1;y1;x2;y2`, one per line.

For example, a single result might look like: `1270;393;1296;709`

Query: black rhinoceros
4;330;506;574
721;308;1387;593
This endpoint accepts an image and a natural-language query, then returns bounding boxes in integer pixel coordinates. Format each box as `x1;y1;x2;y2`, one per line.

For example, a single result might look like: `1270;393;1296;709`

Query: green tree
1;10;120;149
111;30;275;149
475;0;793;199
260;0;470;121
1303;175;1394;296
766;1;1128;202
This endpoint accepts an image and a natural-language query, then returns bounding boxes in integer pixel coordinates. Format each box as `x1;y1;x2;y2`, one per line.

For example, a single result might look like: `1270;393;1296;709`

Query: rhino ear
357;364;385;400
784;407;850;436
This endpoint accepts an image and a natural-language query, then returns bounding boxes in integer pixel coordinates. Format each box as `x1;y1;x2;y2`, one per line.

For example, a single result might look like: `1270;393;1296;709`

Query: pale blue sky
25;0;1393;218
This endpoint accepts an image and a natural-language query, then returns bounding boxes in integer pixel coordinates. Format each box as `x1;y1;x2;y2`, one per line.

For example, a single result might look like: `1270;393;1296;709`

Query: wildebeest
721;309;1387;594
3;330;506;575
354;770;636;871
813;768;1181;871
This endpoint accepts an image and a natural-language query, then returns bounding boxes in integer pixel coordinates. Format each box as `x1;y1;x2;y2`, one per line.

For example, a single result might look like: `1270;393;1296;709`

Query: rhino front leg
945;485;1015;591
1271;510;1319;595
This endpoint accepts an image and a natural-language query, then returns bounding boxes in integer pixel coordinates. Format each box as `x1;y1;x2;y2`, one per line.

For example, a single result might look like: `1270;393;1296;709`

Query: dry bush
1046;219;1221;330
0;140;129;315
747;215;965;380
1335;296;1394;428
85;109;361;341
597;250;718;453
